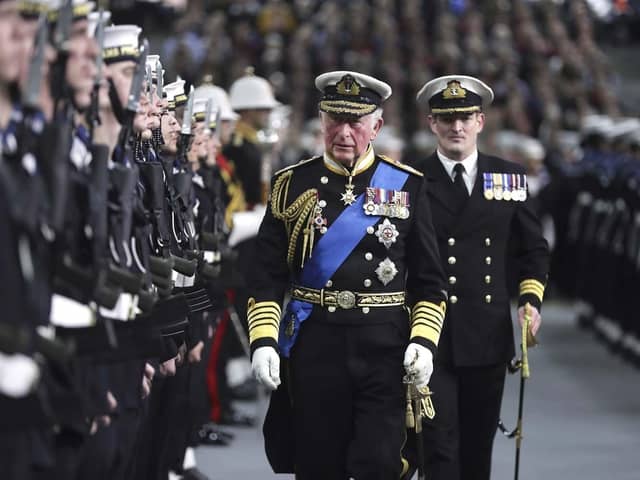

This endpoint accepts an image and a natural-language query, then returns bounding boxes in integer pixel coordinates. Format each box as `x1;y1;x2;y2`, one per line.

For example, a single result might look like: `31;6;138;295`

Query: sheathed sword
403;355;436;480
498;302;537;480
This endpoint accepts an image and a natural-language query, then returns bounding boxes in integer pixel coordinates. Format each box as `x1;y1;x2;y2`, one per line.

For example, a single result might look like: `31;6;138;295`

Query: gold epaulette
274;156;321;177
232;132;244;147
378;155;424;177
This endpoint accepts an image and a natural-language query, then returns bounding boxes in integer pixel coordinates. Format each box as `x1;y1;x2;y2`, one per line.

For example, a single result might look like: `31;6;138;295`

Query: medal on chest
340;175;357;206
363;187;410;219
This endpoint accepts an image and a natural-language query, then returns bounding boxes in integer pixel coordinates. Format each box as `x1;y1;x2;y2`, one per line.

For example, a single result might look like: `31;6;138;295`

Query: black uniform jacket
223;121;263;207
248;149;448;356
412;152;549;367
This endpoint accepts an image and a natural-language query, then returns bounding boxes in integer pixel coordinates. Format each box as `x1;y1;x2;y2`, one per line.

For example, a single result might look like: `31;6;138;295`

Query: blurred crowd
114;0;639;162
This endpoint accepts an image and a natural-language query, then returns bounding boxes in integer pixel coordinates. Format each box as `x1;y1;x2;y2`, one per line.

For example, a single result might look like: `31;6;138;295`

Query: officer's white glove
403;343;434;388
251;346;281;391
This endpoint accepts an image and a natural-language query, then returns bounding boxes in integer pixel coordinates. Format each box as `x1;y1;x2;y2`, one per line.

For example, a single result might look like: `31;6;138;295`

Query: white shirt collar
437;149;478;180
437;149;478;194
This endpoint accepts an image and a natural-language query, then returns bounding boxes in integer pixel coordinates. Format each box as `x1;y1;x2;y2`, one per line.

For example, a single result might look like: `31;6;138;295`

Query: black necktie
452;163;468;212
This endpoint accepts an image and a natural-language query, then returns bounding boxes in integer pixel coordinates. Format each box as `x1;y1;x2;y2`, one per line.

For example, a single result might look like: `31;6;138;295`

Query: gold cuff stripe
249;325;279;344
248;303;281;316
410;324;440;345
412;314;443;327
247;299;281;345
413;304;444;320
519;279;545;301
248;320;279;332
411;322;441;335
431;106;482;114
412;301;445;320
412;319;442;333
249;315;280;328
413;316;443;330
248;313;281;326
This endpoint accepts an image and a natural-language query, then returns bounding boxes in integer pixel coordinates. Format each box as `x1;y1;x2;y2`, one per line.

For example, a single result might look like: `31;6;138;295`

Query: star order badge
341;179;357;205
375;257;398;285
375;218;399;249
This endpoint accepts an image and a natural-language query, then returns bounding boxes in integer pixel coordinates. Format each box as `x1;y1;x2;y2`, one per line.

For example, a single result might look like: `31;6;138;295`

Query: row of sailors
0;0;278;478
541;115;640;366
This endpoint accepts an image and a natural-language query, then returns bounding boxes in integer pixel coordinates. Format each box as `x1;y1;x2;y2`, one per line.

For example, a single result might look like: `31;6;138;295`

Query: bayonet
156;59;163;99
23;13;48;110
204;98;214;136
94;9;106;90
126;38;148;115
53;0;73;51
213;107;222;143
145;63;152;95
88;9;106;138
181;86;194;136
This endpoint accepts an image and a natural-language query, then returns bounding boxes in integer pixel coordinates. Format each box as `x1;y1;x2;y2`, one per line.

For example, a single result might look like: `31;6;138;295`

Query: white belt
50;294;96;327
98;292;138;321
173;270;195;287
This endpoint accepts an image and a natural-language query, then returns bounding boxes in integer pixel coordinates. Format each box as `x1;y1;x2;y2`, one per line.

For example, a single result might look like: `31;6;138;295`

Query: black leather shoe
218;409;255;427
198;428;231;446
199;421;234;440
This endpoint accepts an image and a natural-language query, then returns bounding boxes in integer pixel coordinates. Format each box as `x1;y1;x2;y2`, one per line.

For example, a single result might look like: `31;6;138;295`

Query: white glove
0;352;40;398
251;346;281;391
403;343;434;388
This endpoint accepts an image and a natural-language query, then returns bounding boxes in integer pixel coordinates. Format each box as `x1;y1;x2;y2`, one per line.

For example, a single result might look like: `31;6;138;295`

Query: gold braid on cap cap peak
319;100;377;116
429;80;483;114
320;74;382;117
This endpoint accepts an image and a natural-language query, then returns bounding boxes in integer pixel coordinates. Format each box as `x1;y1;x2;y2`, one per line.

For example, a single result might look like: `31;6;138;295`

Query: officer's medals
375;218;399;249
375;257;398;285
503;174;512;201
312;199;328;234
341;176;357;206
493;173;503;200
483;173;494;200
364;187;410;219
483;173;528;201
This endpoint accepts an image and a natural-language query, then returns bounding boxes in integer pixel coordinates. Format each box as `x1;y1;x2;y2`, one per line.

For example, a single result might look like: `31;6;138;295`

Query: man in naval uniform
248;70;448;480
411;75;550;480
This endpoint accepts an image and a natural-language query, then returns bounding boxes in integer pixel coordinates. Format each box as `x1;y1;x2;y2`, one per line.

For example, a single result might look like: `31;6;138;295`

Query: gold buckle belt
291;285;405;310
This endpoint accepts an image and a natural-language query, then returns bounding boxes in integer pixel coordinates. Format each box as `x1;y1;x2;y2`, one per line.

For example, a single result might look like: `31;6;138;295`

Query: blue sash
279;160;409;357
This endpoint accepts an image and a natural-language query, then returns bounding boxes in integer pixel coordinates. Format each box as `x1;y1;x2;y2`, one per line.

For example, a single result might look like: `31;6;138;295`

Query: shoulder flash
378;155;423;177
274;156;321;176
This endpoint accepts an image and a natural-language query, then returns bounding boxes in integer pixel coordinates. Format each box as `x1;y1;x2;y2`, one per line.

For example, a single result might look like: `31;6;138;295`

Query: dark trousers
422;363;506;480
290;321;407;480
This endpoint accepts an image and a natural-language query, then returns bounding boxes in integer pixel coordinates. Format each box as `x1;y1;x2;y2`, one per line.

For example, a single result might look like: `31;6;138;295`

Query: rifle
23;13;47;112
87;9;107;140
50;0;73;110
